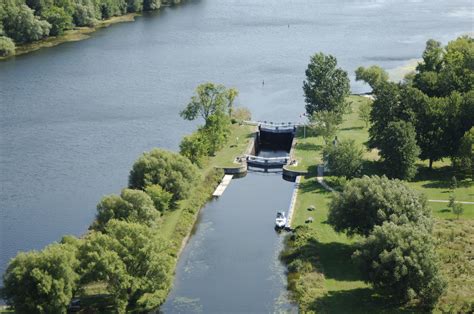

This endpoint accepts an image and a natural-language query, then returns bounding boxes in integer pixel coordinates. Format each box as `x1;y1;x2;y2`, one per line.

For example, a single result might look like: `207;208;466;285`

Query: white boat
275;211;287;228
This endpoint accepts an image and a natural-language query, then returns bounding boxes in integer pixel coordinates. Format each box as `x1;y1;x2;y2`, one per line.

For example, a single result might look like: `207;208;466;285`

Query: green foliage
230;106;252;123
0;35;15;56
309;110;341;144
452;128;474;177
143;0;161;11
378;120;420;180
94;188;159;230
357;99;371;128
126;0;142;12
202;111;231;155
79;220;174;312
180;83;237;124
2;242;79;313
129;148;199;201
303;52;350;117
145;184;172;211
355;65;389;90
328;175;432;237
72;1;96;26
452;203;464;219
2;4;51;43
323;139;363;179
41;5;72;35
354;222;446;308
179;131;210;165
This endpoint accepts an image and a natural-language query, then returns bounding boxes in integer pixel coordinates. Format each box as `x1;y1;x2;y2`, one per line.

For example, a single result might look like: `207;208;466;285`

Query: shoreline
0;13;139;61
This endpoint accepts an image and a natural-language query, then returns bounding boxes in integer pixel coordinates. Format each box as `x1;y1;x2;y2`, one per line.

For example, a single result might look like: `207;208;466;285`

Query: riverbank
0;14;138;61
74;123;255;311
283;96;474;312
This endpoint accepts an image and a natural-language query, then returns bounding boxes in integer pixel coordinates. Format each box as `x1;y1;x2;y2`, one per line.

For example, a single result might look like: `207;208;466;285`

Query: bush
2;5;51;43
0;35;15;57
231;107;251;123
354;222;446;308
129;148;199;202
179;131;210;166
145;184;173;211
323;139;363;178
328;175;432;236
94;188;159;230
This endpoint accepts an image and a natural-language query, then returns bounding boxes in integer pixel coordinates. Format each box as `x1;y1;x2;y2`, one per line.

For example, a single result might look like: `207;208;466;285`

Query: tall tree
309;110;341;144
180;83;237;124
378;120;420;180
303;52;350;117
357;98;372;128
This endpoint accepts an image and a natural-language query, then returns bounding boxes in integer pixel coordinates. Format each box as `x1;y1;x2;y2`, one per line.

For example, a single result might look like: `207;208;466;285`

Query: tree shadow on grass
414;165;472;189
340;126;364;131
361;160;385;177
312;288;419;314
299;177;332;195
296;142;323;151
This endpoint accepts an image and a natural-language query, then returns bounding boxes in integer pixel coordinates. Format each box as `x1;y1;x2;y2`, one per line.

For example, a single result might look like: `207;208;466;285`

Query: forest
0;0;181;57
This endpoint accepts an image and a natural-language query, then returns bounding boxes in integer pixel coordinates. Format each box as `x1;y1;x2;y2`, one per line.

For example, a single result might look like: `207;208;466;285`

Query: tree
143;0;161;11
145;184;173;211
42;6;72;36
355;65;389;90
129;148;199;201
231;106;252;123
2;242;79;313
354;222;446;308
180;83;237;124
202;111;231;155
309;110;341;144
303;52;350;117
94;188;159;230
368;82;416;149
179;131;210;165
358;99;372;128
2;4;51;43
0;36;15;57
378;121;420;180
79;220;174;312
452;203;464;219
452;128;473;177
328;175;432;236
323;139;363;179
72;2;97;27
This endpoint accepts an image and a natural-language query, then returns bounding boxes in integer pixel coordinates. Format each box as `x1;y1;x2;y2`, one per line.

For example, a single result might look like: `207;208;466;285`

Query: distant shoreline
0;13;138;61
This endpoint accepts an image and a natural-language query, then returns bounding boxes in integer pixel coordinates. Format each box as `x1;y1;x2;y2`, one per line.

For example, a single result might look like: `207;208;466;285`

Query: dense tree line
359;36;473;179
0;0;182;57
1;82;237;312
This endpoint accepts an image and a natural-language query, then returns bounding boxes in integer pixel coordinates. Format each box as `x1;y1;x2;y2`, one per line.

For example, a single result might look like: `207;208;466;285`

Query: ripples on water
0;0;472;303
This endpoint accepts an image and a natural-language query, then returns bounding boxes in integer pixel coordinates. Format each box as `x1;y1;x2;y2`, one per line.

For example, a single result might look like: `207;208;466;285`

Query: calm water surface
0;0;472;303
162;171;296;312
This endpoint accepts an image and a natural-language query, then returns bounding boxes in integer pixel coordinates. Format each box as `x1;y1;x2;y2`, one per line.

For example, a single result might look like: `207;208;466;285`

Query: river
0;0;472;306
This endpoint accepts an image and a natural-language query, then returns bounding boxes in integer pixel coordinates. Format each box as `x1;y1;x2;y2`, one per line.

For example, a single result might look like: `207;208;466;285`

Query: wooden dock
212;175;233;197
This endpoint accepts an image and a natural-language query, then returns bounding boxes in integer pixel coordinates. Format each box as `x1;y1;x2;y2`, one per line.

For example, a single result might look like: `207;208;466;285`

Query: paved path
286;176;301;228
428;199;474;205
315;165;473;205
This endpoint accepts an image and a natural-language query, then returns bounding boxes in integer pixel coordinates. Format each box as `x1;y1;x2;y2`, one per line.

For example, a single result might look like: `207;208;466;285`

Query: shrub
328;175;432;236
0;36;15;57
354;222;446;308
323;139;363;178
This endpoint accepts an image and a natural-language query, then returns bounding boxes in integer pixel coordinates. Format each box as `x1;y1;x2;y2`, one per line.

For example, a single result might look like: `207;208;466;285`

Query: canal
161;171;297;312
0;0;472;306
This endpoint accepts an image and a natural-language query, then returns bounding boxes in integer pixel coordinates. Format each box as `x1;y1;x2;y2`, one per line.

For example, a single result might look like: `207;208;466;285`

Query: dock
285;175;301;228
212;175;233;197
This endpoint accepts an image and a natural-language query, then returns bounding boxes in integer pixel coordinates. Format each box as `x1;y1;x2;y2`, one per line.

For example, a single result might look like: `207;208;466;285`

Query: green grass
286;95;474;312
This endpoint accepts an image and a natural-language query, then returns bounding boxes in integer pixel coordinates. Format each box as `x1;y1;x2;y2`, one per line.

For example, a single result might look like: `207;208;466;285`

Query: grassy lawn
286;95;474;312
